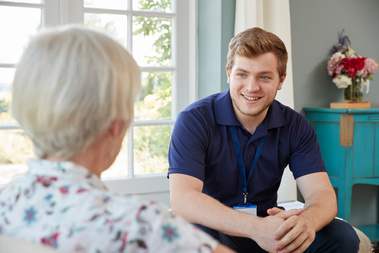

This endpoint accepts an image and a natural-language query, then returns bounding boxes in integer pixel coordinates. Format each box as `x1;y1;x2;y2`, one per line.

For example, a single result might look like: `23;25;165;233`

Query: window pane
0;68;14;123
0;129;33;184
84;0;127;10
133;16;172;66
134;125;172;175
135;72;172;120
84;13;127;47
101;137;129;179
133;0;172;12
0;6;41;64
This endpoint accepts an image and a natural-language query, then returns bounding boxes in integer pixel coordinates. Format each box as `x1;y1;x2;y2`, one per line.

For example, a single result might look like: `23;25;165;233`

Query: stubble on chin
231;96;271;118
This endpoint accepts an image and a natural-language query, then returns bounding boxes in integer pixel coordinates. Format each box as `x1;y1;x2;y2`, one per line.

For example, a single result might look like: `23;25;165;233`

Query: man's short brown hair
226;27;288;78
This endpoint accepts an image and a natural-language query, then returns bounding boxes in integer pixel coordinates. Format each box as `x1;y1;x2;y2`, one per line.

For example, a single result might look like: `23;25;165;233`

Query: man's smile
242;94;261;101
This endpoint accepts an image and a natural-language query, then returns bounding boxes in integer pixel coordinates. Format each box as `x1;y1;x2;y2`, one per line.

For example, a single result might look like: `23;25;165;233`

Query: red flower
341;57;366;78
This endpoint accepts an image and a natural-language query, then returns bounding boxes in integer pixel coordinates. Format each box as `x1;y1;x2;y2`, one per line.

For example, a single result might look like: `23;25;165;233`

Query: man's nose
246;78;260;92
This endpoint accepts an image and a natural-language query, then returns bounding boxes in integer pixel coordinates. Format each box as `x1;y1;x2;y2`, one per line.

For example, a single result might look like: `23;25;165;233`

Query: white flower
332;75;352;88
331;52;345;59
345;47;356;58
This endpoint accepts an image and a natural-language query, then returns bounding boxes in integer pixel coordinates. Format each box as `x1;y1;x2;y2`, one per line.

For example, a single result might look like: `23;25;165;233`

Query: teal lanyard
230;126;266;204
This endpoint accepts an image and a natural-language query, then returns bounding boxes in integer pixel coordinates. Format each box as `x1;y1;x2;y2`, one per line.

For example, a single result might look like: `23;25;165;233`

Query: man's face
226;53;286;124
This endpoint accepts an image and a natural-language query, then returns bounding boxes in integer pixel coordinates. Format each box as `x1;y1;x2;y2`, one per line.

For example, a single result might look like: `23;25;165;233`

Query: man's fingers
267;207;303;217
275;208;303;219
267;207;283;216
275;230;310;253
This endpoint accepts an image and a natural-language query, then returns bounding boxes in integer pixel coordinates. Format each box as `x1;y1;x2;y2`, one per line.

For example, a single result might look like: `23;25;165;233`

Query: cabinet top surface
303;107;379;114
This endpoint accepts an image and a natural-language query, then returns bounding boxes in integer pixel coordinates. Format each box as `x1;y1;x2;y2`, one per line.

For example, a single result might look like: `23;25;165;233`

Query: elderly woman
0;25;233;253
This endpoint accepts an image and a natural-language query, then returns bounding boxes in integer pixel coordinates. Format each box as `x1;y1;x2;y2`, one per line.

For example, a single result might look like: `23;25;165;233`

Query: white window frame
0;0;198;205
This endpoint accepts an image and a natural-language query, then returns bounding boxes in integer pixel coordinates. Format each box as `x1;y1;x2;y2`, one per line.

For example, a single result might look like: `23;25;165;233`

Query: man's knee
311;219;360;253
327;219;360;252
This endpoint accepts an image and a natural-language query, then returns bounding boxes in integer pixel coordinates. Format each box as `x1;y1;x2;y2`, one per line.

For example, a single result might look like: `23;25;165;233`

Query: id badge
233;203;257;216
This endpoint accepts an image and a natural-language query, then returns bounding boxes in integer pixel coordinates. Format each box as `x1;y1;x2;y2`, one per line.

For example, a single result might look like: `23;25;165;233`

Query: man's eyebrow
234;68;249;73
258;71;275;75
234;69;275;75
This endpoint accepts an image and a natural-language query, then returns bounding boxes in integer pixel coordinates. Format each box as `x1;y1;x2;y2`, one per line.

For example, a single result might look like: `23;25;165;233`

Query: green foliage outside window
132;0;172;174
0;99;9;114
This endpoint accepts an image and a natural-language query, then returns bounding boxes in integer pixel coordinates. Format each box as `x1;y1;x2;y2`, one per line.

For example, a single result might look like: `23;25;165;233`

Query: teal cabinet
304;108;379;241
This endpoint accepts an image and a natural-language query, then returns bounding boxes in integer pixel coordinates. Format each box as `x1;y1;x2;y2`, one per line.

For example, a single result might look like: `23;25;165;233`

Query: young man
168;27;360;252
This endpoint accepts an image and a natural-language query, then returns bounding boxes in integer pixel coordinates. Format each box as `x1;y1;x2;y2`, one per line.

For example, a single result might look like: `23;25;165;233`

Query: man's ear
278;73;287;90
226;66;231;85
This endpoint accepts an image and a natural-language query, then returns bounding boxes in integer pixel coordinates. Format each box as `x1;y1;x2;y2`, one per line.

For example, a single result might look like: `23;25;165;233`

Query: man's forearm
171;189;261;239
296;172;338;232
301;188;337;232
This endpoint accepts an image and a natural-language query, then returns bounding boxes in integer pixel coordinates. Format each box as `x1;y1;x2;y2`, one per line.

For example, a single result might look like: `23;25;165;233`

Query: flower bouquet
327;30;378;103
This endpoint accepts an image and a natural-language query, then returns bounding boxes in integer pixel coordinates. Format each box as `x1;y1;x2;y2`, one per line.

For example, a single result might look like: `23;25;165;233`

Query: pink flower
356;58;378;78
327;52;345;78
365;58;378;75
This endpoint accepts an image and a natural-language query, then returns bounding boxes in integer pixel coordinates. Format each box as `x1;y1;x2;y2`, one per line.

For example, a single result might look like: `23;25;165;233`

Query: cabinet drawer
353;114;379;123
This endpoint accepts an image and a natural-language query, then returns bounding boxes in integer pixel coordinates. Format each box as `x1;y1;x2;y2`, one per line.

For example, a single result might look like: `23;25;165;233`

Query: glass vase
344;77;363;102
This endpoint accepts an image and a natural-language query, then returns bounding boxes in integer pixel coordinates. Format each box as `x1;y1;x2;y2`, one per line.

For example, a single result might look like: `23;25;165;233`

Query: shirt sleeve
168;110;210;181
289;114;327;178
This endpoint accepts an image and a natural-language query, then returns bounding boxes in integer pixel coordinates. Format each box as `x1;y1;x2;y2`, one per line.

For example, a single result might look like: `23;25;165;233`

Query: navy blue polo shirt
168;89;326;216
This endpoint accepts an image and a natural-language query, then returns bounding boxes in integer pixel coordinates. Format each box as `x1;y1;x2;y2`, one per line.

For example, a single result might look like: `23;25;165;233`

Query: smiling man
168;27;360;252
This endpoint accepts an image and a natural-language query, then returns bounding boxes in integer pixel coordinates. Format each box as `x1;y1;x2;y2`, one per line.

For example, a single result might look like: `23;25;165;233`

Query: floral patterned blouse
0;159;218;252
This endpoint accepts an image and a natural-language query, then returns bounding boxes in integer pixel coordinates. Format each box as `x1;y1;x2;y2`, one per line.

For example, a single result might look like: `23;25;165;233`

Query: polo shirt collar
215;89;286;132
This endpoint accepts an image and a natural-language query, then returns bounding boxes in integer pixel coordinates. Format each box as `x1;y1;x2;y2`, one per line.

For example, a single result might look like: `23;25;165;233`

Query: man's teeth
243;95;259;101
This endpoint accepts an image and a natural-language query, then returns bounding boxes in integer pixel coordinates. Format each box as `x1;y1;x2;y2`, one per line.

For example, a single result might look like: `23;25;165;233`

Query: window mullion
127;7;133;53
0;1;42;8
0;123;20;130
127;0;133;178
128;124;134;178
133;119;175;127
62;0;84;24
43;0;59;26
0;63;15;68
44;0;83;26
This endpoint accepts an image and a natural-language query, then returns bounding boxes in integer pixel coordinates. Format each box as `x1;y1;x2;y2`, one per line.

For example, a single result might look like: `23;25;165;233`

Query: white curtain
234;0;297;202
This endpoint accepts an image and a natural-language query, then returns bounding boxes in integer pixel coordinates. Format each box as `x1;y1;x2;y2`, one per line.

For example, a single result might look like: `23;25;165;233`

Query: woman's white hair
11;25;141;159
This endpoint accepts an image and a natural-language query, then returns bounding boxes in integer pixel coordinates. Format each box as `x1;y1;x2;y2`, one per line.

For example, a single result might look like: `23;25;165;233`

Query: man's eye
260;76;269;80
237;74;246;77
